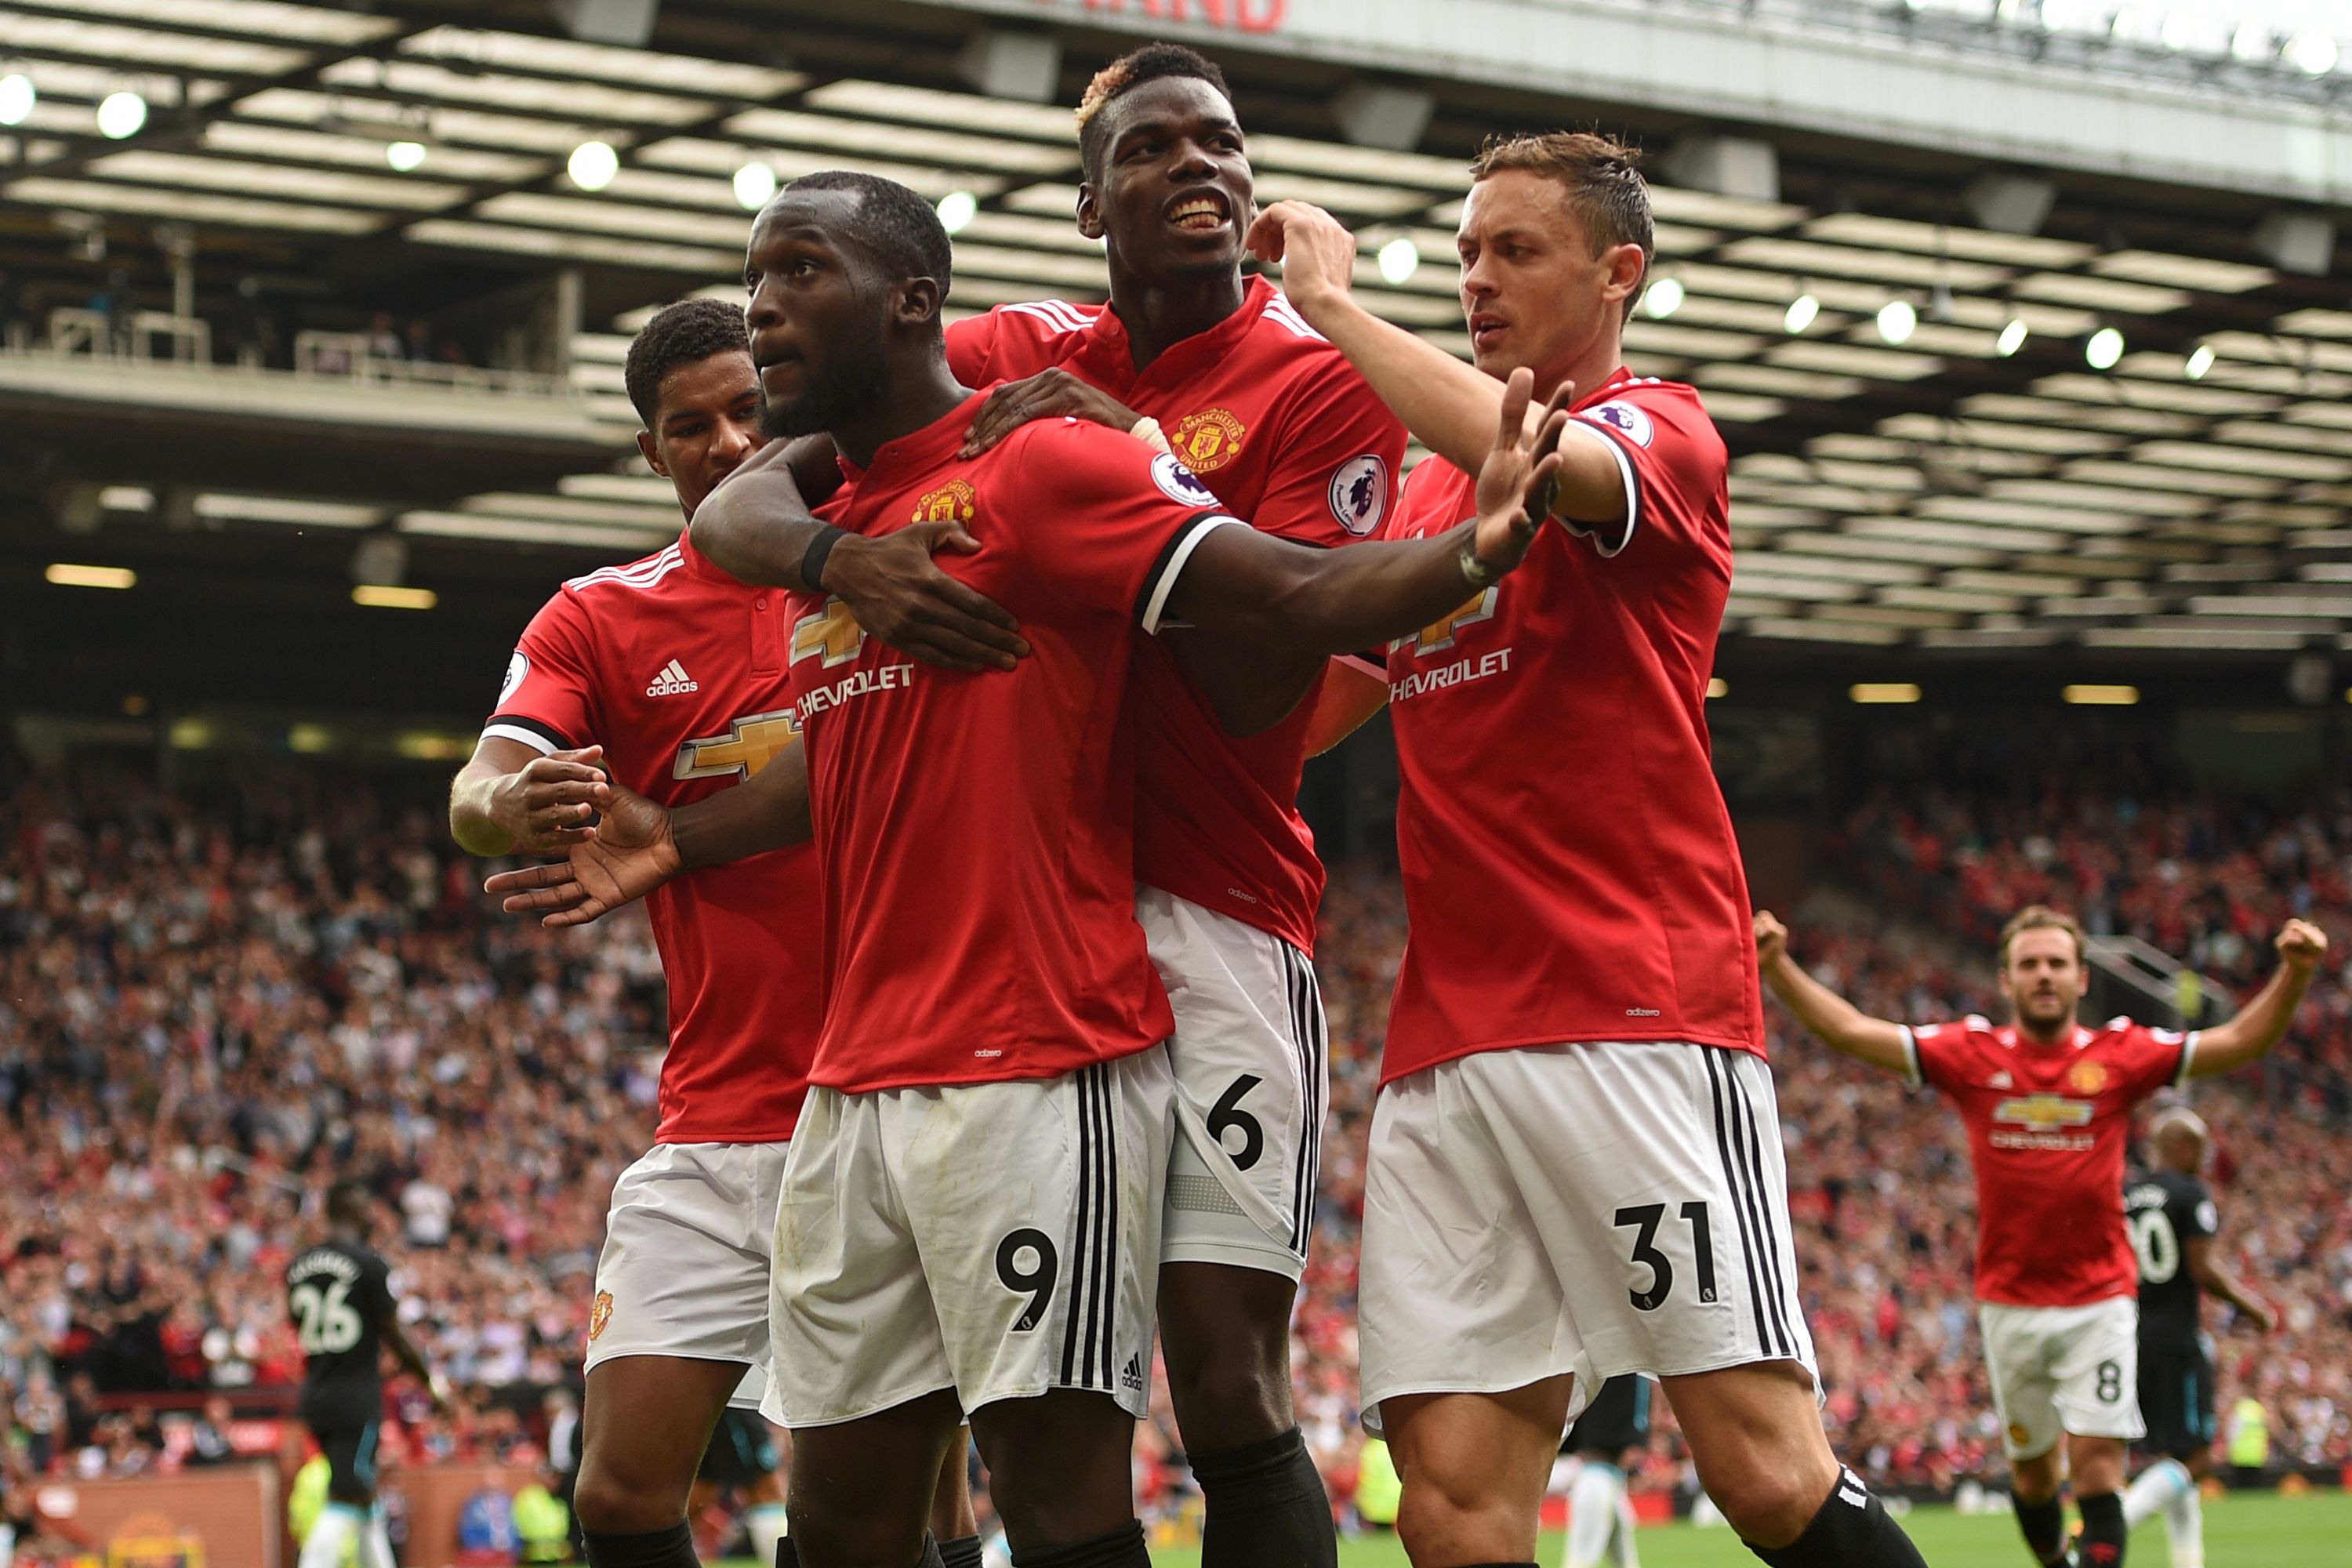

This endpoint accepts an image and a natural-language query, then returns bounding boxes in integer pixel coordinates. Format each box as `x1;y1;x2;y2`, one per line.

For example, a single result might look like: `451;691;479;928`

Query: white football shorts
764;1047;1174;1428
586;1140;789;1411
1359;1041;1818;1435
1978;1297;2144;1460
1138;886;1328;1281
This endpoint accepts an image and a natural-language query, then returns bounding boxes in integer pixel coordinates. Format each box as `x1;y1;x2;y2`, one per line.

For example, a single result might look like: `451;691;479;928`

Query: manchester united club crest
911;479;977;524
2066;1060;2109;1096
589;1290;614;1343
1171;408;1247;472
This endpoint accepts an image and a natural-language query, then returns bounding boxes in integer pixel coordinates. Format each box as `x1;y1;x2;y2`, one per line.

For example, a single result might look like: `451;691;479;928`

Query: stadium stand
4;745;2346;1537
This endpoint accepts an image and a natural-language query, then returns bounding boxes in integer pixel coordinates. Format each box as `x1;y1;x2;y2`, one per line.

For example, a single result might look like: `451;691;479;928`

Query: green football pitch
721;1486;2351;1566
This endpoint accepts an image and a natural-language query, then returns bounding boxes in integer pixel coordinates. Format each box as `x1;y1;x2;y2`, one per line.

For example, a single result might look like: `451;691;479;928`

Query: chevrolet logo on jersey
792;597;866;668
1403;586;1499;655
673;710;797;781
1992;1094;2095;1131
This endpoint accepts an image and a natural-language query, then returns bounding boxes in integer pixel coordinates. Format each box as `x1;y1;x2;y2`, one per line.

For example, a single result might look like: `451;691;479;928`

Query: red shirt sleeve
999;423;1240;629
1254;360;1408;548
485;587;601;753
2115;1022;2196;1098
1560;383;1727;561
946;310;1000;387
1904;1018;1977;1094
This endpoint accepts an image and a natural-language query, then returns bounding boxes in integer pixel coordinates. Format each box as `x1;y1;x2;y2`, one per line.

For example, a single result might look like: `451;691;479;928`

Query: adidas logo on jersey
645;659;699;697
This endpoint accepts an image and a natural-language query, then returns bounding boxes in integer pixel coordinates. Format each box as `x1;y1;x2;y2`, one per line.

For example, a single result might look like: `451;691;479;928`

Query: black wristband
800;524;847;593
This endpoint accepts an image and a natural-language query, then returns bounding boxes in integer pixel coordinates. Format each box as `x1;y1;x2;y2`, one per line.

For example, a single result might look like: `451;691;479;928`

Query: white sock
1566;1461;1622;1568
746;1501;789;1566
357;1506;396;1568
2166;1482;2205;1568
2123;1457;2190;1530
1611;1479;1640;1567
299;1502;361;1568
0;1523;16;1566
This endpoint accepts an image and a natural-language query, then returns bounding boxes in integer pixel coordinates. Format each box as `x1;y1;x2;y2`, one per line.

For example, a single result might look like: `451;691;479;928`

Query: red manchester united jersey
1377;370;1759;1085
948;278;1406;954
485;531;815;1144
1905;1014;2196;1308
787;390;1238;1093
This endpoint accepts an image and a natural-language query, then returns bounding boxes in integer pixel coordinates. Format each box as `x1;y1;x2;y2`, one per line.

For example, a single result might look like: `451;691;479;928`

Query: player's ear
895;275;943;331
1076;182;1105;243
636;428;670;479
1605;244;1646;308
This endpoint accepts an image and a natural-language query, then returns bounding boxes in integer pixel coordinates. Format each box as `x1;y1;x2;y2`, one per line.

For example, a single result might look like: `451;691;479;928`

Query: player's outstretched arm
2185;918;2329;1077
1753;911;1912;1076
2184;1237;2274;1333
482;744;812;927
448;736;612;858
1246;201;1625;525
691;437;1029;673
1159;368;1571;662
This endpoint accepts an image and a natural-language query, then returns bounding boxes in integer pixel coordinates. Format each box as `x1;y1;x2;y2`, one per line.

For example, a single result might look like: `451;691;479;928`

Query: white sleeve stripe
1140;515;1245;635
2173;1033;2198;1089
1900;1025;1925;1092
481;722;560;755
1555;419;1640;557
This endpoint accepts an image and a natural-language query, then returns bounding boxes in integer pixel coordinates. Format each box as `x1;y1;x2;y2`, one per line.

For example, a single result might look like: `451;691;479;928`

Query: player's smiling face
2001;926;2088;1038
637;351;764;519
1080;76;1254;281
1457;169;1639;384
743;189;893;440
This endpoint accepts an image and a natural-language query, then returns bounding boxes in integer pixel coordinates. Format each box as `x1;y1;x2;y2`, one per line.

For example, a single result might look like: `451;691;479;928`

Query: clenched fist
2276;918;2330;973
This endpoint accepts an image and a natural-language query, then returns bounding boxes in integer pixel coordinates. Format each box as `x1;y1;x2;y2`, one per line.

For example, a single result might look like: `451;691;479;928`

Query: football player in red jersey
691;46;1406;1568
1756;905;2327;1567
1247;140;1933;1568
487;169;1571;1568
448;301;975;1568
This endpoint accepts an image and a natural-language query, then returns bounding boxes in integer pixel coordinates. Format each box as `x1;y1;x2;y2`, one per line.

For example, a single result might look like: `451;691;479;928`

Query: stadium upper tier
0;0;2343;659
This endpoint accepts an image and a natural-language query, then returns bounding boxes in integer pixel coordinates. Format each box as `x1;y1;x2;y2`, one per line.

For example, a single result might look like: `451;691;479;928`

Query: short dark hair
782;170;953;307
1470;132;1654;324
1075;42;1233;179
622;297;749;426
1998;904;2085;967
326;1178;374;1229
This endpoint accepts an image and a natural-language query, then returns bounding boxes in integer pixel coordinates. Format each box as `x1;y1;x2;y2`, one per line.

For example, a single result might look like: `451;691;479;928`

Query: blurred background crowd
2;742;2347;1533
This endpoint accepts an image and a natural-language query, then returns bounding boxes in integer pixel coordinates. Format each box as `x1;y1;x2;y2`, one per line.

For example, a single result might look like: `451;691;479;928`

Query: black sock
2013;1491;2071;1566
938;1536;985;1568
583;1523;699;1568
775;1539;796;1568
1189;1427;1338;1568
1010;1522;1149;1568
2075;1491;2126;1568
1748;1468;1929;1568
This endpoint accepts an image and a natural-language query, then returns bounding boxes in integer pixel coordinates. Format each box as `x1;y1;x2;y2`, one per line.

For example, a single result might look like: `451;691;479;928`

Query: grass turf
718;1486;2350;1566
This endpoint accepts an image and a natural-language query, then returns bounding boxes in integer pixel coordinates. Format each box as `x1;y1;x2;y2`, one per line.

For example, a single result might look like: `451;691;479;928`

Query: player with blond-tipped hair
1757;904;2325;1567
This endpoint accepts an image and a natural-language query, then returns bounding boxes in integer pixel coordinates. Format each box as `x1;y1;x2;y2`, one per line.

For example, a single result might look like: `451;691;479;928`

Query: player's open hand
483;782;682;928
488;746;612;855
1755;909;1791;968
1469;368;1577;576
960;369;1143;459
2275;917;2328;973
1244;201;1357;319
829;525;1029;674
2242;1299;2278;1334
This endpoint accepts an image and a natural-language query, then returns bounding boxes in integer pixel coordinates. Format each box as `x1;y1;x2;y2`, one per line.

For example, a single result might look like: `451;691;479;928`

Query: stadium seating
2;749;2346;1525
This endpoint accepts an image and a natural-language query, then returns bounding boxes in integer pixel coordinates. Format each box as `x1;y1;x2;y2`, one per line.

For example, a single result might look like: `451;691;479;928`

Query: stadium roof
0;0;2346;688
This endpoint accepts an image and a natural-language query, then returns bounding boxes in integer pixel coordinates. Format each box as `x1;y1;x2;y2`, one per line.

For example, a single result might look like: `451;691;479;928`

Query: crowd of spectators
1;742;2347;1535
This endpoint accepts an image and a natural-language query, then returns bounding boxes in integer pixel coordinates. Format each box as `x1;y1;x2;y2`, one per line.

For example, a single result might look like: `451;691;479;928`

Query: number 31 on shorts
1613;1201;1718;1312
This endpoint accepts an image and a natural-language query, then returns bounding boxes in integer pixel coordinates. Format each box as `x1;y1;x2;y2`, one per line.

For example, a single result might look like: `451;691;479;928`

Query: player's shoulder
561;539;689;602
978;298;1103;351
1580;376;1722;458
2096;1014;2189;1049
1915;1011;1998;1044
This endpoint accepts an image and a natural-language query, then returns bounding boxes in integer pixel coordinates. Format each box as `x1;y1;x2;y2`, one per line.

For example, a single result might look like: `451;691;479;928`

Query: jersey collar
832;388;996;492
674;523;731;583
1072;274;1276;391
